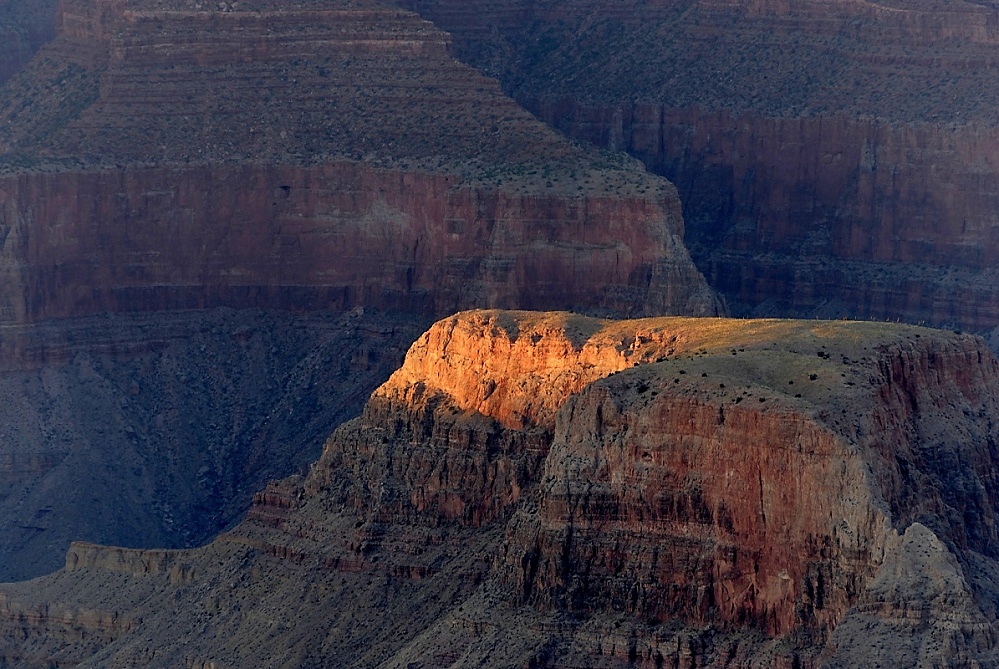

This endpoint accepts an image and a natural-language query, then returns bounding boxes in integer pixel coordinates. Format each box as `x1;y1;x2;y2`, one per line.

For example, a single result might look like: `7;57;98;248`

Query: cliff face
398;0;999;330
0;0;718;580
0;161;715;334
2;310;998;667
527;105;999;328
496;329;999;644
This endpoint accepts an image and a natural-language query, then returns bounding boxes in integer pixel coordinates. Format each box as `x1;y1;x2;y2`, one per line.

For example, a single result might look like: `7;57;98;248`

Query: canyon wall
0;160;717;339
527;104;999;328
399;0;999;330
0;0;718;580
2;310;997;667
0;0;720;340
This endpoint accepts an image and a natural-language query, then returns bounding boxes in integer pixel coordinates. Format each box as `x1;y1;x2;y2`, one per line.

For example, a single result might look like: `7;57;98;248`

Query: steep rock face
496;331;999;642
399;0;999;330
0;161;715;333
529;104;999;328
0;0;718;579
2;311;998;667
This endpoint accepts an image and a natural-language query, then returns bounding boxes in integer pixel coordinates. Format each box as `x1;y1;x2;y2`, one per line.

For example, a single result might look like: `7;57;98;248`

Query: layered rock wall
496;330;999;643
308;311;999;648
400;0;999;329
0;0;717;586
0;161;713;336
527;102;999;327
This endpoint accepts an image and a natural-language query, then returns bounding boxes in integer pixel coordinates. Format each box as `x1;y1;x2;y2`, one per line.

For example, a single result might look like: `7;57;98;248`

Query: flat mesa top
379;309;982;430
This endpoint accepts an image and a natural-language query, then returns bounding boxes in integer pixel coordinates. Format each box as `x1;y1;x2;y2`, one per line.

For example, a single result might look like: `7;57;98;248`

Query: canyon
1;309;997;667
1;0;998;666
399;0;999;330
0;0;716;581
9;0;999;331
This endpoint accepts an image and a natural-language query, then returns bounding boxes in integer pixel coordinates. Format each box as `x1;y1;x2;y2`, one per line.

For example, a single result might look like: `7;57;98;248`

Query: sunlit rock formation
1;310;996;667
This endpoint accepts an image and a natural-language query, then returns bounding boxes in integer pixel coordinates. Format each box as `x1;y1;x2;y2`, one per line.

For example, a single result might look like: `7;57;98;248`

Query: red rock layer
0;0;715;589
399;0;999;330
496;335;999;640
0;161;716;334
527;103;999;328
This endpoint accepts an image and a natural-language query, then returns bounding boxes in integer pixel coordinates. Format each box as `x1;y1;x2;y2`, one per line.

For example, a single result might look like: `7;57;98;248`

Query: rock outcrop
397;0;999;330
2;309;998;667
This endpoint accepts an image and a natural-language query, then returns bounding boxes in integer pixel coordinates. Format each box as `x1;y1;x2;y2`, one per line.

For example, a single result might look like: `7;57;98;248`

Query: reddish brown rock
65;542;196;583
0;0;719;342
0;162;717;335
324;311;999;664
1;311;999;666
399;0;999;330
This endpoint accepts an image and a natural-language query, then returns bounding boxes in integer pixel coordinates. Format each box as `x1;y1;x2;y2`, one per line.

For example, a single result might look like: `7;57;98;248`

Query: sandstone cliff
2;310;997;667
397;0;999;331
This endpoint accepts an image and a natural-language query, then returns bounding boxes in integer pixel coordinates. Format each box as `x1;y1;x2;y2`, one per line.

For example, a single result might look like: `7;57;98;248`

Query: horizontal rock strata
0;160;717;333
0;0;717;580
399;0;999;330
1;310;997;667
